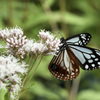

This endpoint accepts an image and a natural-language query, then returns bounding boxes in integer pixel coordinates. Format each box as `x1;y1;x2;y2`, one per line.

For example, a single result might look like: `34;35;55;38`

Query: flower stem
22;55;43;90
0;88;7;100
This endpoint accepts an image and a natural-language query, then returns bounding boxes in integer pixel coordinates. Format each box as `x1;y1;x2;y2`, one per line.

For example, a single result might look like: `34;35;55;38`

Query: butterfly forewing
66;33;91;46
69;45;100;70
49;48;80;80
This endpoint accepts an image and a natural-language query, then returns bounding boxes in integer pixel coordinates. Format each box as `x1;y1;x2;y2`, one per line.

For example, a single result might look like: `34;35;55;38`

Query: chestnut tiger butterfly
48;33;100;80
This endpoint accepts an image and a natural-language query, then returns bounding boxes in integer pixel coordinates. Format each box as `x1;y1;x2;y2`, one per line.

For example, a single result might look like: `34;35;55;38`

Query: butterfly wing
69;45;100;70
48;48;80;80
66;33;91;46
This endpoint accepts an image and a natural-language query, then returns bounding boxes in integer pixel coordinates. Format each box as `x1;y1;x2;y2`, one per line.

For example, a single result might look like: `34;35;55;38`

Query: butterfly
48;33;100;80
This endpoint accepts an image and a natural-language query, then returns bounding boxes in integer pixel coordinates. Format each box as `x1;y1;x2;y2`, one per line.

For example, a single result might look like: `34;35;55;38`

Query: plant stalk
0;88;7;100
22;55;43;89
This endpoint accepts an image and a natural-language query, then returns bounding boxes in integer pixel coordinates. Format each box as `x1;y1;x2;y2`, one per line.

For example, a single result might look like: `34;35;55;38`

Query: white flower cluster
6;34;27;48
22;41;48;54
0;27;23;39
19;30;61;56
39;30;61;54
0;55;27;100
1;28;61;58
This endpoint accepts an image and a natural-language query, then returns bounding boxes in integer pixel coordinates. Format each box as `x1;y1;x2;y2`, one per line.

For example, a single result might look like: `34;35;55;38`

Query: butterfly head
60;37;66;44
59;38;68;51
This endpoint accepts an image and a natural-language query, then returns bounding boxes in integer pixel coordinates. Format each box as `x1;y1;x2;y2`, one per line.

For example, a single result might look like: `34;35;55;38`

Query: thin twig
22;55;43;89
68;76;81;100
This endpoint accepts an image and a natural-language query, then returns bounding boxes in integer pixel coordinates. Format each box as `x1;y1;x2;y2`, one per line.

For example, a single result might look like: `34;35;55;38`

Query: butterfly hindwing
69;45;100;70
48;48;80;80
66;33;91;46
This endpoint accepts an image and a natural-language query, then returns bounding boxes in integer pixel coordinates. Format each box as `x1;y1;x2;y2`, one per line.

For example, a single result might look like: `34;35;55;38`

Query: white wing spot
83;40;85;43
70;76;72;79
71;72;74;75
88;59;93;63
96;51;100;56
95;58;98;61
91;55;95;58
75;43;79;45
87;38;90;40
76;69;78;72
62;74;64;76
84;53;91;59
80;42;82;45
58;75;60;78
85;65;89;69
98;62;100;65
92;64;95;67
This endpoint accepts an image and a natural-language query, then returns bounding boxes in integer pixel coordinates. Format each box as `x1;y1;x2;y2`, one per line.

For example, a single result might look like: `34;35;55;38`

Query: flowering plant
0;27;60;100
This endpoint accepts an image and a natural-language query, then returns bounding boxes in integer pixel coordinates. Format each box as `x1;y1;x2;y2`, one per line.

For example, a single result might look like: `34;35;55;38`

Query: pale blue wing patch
66;33;91;46
69;45;100;70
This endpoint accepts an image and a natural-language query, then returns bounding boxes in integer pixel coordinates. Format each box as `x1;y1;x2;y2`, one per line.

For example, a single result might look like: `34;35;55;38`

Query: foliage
0;0;100;100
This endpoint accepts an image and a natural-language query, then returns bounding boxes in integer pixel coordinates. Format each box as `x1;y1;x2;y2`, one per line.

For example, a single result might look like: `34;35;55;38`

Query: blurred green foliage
0;0;100;100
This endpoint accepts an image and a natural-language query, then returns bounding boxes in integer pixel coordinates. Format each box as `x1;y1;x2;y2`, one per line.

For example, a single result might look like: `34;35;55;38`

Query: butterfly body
49;33;100;80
